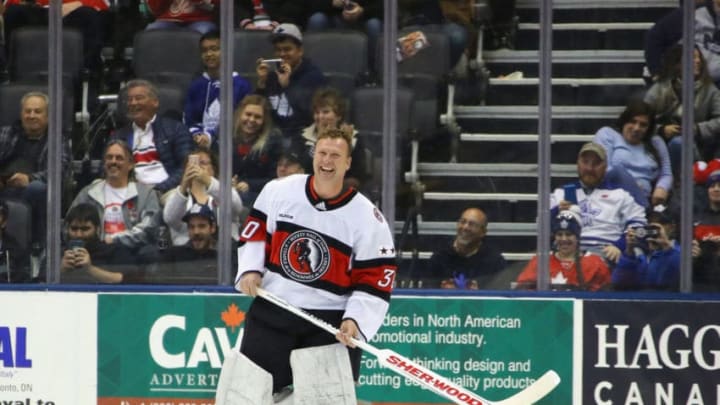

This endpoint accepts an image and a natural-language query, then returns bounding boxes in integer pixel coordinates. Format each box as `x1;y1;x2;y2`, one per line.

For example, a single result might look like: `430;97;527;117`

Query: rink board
1;291;719;404
0;291;96;404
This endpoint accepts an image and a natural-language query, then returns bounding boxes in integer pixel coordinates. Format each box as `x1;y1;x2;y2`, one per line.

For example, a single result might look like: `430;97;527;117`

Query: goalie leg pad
215;350;274;405
290;343;356;405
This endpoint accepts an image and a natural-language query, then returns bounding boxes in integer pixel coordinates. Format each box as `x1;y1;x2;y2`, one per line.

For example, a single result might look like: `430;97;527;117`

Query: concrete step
484;77;645;105
395;220;538;236
484;49;644;77
516;23;652;50
460;133;593;142
451;104;623;120
412;162;577;177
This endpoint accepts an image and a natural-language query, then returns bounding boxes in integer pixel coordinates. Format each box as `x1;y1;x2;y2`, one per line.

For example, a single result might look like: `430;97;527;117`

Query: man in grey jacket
68;139;160;251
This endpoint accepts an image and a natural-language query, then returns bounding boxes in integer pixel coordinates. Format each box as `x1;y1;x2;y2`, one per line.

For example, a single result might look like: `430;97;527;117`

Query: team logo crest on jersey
280;230;331;282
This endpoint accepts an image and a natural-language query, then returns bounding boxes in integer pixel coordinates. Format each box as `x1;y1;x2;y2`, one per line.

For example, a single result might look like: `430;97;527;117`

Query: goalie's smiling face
312;137;351;183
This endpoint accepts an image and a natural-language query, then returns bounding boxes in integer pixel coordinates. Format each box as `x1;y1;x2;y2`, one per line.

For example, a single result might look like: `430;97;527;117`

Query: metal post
381;0;398;226
536;0;553;290
218;0;234;285
46;0;63;283
679;0;695;293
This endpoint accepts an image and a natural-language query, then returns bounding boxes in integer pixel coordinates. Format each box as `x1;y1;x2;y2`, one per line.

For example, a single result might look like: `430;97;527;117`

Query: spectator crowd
0;1;718;293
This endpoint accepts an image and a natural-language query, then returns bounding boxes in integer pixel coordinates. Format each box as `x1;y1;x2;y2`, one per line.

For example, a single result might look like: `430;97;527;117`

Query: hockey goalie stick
256;288;561;405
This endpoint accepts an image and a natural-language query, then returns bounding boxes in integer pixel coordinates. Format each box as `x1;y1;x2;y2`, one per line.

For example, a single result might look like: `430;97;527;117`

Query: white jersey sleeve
235;179;279;283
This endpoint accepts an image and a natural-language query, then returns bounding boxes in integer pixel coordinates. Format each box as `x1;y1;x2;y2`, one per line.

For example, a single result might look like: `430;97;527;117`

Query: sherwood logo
386;354;487;405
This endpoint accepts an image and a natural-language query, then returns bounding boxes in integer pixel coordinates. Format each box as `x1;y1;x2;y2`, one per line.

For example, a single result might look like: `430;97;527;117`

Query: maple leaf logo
221;303;246;332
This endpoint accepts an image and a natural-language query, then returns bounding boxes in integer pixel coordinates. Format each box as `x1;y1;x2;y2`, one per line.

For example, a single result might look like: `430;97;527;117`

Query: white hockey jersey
236;174;397;341
551;181;646;253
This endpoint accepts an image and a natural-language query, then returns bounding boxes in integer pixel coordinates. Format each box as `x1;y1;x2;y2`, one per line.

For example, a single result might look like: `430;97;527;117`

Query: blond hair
233;94;273;154
316;127;353;155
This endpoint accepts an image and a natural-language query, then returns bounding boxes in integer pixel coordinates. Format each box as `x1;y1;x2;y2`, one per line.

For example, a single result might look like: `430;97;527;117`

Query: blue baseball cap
182;203;216;223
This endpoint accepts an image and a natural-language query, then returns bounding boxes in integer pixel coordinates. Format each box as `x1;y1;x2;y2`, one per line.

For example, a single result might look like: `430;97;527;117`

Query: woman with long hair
644;44;720;169
593;99;672;207
231;94;283;205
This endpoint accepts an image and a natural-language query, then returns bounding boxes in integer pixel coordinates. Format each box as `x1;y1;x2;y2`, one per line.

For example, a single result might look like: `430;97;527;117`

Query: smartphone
632;225;660;241
563;184;578;204
68;239;85;251
188;154;199;166
262;58;284;73
644;225;660;239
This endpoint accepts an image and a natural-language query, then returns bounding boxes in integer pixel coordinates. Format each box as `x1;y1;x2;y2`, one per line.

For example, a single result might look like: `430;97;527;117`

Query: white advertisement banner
0;291;97;403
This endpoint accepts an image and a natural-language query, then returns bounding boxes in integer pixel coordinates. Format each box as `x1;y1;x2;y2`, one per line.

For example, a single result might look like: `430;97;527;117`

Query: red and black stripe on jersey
238;207;274;259
351;257;395;301
305;176;358;211
264;220;394;301
239;208;268;243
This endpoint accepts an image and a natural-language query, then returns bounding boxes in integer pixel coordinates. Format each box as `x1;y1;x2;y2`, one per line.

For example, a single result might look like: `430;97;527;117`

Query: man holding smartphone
612;206;680;291
255;23;327;138
60;203;145;284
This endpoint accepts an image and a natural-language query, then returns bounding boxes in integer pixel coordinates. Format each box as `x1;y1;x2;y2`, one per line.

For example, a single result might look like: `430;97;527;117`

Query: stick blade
494;370;561;405
373;348;494;405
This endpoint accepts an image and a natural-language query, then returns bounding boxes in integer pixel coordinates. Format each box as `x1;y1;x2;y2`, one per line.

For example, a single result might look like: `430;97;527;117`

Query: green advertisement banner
98;294;250;404
356;297;573;404
97;294;572;404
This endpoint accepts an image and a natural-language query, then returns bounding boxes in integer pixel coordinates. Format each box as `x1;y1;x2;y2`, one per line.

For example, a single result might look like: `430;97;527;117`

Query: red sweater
146;0;218;22
516;252;611;291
